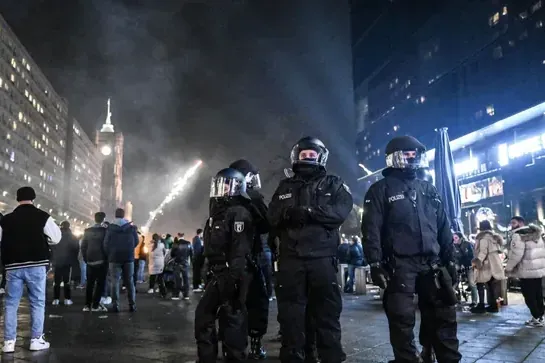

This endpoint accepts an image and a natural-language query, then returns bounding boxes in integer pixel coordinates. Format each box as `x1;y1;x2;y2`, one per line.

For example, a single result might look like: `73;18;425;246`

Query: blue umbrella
434;128;463;232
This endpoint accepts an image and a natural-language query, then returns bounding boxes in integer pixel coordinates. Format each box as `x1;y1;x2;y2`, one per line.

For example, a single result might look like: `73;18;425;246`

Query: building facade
64;118;102;228
95;99;123;218
352;0;545;234
352;0;545;171
0;14;101;226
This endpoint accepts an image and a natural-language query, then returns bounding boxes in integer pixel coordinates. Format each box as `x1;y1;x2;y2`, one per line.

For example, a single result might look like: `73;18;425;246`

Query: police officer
361;135;461;363
268;136;353;363
194;168;255;363
229;159;271;359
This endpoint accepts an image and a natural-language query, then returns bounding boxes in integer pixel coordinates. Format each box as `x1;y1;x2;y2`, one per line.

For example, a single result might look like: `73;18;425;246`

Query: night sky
0;0;357;234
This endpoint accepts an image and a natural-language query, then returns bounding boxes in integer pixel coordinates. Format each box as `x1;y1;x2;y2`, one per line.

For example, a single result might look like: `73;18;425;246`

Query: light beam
142;159;203;232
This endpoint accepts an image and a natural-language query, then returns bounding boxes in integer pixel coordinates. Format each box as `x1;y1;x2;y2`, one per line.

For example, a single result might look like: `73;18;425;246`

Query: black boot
305;344;320;363
421;346;435;363
470;303;486;314
248;336;267;359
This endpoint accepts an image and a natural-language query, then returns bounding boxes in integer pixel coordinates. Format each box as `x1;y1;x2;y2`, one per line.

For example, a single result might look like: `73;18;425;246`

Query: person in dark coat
170;236;192;300
52;221;79;305
81;212;108;311
345;237;364;293
192;228;204;291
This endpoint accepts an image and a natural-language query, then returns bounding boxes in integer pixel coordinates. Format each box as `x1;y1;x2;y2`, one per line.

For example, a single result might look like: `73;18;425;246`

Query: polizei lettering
279;193;292;200
388;194;405;203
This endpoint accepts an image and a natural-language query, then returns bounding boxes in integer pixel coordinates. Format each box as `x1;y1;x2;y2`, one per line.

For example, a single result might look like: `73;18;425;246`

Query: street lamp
101;145;112;156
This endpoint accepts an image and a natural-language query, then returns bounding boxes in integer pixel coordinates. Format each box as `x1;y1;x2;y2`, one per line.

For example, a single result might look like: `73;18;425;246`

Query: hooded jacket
51;228;80;267
104;218;139;264
505;224;545;279
473;230;506;283
81;224;107;266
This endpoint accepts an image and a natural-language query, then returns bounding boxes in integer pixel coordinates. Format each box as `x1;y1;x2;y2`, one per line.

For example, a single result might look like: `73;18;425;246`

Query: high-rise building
0;14;102;225
351;0;545;231
64;117;102;228
96;99;123;217
352;0;545;171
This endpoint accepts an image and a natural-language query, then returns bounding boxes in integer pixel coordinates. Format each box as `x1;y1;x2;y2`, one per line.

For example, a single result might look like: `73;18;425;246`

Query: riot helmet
229;159;261;190
290;136;329;168
210;168;248;199
385;135;428;170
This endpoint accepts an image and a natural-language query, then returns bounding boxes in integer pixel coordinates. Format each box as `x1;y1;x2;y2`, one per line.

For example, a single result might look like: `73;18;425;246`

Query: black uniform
362;168;461;363
194;200;255;363
244;189;271;342
268;170;353;363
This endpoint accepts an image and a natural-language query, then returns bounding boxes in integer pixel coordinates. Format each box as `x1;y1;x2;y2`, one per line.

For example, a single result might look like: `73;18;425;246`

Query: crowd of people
0;185;210;353
3;134;545;363
453;217;545;326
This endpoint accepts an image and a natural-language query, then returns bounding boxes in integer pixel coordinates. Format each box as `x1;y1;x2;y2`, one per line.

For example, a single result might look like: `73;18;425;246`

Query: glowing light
101;145;112;156
143;159;203;231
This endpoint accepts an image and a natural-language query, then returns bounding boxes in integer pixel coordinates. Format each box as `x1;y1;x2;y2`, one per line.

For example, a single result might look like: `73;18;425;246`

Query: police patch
234;221;244;233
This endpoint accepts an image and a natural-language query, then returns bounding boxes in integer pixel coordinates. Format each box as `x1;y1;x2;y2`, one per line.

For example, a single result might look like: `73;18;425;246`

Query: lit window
6;133;10;140
24;90;29;97
502;6;508;15
29;95;33;102
10;74;14;83
489;12;500;26
10;151;15;162
24;174;27;181
487;105;495;116
12;121;16;131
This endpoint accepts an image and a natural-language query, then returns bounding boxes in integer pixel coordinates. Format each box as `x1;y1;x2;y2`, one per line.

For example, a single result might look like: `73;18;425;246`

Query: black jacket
81;224;107;265
104;219;139;264
52;228;79;267
171;239;192;267
453;240;474;268
361;169;453;265
267;170;353;258
337;243;350;264
0;205;52;270
204;198;254;280
245;189;271;257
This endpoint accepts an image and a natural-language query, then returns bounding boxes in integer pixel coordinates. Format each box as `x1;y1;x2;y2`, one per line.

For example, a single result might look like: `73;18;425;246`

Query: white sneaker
82;306;91;312
193;288;203;293
29;336;50;351
0;288;5;295
526;317;545;327
155;288;160;293
64;299;73;306
147;289;154;294
52;299;60;306
2;340;15;353
60;282;64;287
91;305;108;312
171;294;181;301
103;297;112;305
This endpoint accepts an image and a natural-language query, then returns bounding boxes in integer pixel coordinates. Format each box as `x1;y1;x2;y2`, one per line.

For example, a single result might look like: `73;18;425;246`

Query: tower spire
100;98;115;133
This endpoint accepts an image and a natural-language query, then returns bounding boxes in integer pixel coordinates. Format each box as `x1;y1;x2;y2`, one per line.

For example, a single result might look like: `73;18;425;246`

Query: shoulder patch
234;221;244;233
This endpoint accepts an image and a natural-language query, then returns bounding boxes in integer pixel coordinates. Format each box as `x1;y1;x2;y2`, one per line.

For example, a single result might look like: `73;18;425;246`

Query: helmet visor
290;147;329;167
245;173;261;190
210;176;242;198
386;149;428;169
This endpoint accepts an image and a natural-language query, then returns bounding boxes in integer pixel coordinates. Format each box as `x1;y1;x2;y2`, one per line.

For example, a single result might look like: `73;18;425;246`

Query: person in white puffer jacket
505;216;545;327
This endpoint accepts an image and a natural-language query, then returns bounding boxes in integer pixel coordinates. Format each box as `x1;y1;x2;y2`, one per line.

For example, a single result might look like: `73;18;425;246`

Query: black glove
370;264;389;290
445;262;458;286
284;207;310;226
